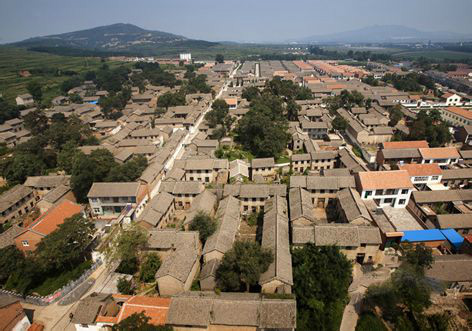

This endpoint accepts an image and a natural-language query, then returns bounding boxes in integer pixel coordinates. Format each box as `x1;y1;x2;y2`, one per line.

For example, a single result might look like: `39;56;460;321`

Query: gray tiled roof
259;196;293;286
185;190;217;226
251;157;275;168
337;188;372;224
155;245;199;283
139;192;174;227
87;182;140;198
0;185;33;212
203;196;240;256
288;187;315;223
426;254;472;282
166;292;296;329
24;175;70;188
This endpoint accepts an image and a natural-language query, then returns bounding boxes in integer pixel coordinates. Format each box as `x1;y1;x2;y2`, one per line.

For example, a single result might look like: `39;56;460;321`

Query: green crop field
391;49;472;61
0;46;129;104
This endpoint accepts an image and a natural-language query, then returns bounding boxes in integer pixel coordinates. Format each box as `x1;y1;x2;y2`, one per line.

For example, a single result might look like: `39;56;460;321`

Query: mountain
296;25;472;44
12;23;217;55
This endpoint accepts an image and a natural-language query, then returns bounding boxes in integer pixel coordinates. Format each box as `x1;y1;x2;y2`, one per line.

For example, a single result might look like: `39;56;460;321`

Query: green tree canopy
216;241;273;292
139;253;161;283
205;99;229;128
189;212;217;244
27;81;43;103
107;225;147;263
292;244;352;331
36;214;94;272
215;54;224;64
235;94;289;158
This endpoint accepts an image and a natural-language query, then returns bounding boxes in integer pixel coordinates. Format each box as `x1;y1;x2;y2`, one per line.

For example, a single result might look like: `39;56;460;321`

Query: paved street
339;264;391;331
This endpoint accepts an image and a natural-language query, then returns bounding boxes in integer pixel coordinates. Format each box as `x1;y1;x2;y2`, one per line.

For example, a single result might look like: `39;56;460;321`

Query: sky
1;0;472;43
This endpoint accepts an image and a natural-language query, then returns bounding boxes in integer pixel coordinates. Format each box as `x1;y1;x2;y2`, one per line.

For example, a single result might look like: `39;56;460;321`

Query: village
1;52;472;331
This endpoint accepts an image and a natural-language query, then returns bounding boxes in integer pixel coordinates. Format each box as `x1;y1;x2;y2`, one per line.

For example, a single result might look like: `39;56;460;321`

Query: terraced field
0;46;128;103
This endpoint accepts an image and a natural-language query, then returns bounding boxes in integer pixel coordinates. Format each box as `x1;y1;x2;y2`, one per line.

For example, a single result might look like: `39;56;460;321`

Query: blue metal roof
88;100;98;105
440;229;465;249
401;229;446;243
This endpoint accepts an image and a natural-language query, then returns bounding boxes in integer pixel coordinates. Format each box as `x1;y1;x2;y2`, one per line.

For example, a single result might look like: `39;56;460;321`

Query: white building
179;53;192;61
398;163;442;186
356;170;414;208
442;92;462;106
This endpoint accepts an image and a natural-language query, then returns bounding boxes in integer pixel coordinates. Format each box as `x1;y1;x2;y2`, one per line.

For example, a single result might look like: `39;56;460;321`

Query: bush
355;313;387;331
116;257;139;275
117;277;134;295
139;254;161;283
31;260;92;296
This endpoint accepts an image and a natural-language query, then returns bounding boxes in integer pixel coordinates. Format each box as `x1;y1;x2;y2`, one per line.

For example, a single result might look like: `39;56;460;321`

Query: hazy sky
1;0;472;43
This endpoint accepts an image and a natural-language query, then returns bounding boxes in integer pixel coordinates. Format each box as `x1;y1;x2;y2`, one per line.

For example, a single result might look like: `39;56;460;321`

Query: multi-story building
398;163;443;188
0;185;37;225
440;106;472;126
88;182;144;217
250;158;276;179
356;170;414;208
419;147;460;167
184;158;228;183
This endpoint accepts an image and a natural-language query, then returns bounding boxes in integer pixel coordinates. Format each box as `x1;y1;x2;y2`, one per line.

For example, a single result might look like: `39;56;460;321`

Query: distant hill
296;25;472;44
12;23;218;55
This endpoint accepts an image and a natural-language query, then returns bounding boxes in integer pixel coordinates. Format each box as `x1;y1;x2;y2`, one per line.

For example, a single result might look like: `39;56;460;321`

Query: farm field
0;46;129;104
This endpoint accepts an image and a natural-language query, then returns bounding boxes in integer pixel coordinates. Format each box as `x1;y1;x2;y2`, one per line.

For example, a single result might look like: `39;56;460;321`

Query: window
375;189;383;196
386;189;396;195
401;189;409;194
93;208;101;213
91;198;98;203
384;198;393;203
399;199;406;205
22;240;29;247
431;176;439;181
364;191;372;198
414;176;428;182
361;243;367;248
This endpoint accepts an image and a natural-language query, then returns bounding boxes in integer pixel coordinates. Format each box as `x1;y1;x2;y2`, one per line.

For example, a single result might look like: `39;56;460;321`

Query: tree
117;277;134;295
216;241;273;292
215;54;224;64
355;313;387;331
391;267;432;315
292;244;352;331
107;225;147;264
112;312;173;331
389;105;403;127
27;81;42;103
0;97;20;124
402;243;433;274
24;110;49;136
36;214;94;272
71;149;116;202
0;246;25;285
286;100;300;121
4;152;45;184
106;155;148;182
189;212;217;244
241;86;260;102
205;99;229;128
57;141;81;174
139;253;161;283
235;94;289;158
332;116;348;131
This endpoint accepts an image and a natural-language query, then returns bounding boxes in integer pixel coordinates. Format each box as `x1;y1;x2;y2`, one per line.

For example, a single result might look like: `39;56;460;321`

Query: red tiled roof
383;140;429;149
116;296;171;325
398;163;442;177
30;200;82;236
418;147;460;160
0;301;26;331
357;170;414;190
446;107;472;120
463;234;472;243
28;323;45;331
